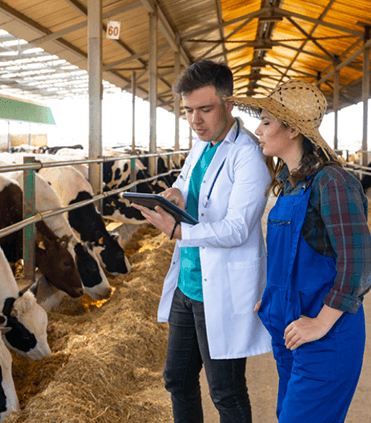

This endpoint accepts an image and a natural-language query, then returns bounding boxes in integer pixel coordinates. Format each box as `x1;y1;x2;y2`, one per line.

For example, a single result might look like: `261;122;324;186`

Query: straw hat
225;79;338;160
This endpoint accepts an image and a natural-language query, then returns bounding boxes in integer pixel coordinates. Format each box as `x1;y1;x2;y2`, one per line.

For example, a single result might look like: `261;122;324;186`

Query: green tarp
0;96;55;125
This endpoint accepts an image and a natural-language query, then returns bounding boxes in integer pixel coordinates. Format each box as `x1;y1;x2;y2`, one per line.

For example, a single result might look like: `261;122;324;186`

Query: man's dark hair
173;60;233;98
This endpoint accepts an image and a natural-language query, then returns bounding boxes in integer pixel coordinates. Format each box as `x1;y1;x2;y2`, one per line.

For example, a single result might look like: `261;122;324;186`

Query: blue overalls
258;180;365;423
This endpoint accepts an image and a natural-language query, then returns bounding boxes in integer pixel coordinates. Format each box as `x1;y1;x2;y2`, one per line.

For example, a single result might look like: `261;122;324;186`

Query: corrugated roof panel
221;0;261;22
0;0;370;112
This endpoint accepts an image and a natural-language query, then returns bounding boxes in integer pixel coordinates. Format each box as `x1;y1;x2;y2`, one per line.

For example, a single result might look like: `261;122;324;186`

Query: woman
226;79;371;422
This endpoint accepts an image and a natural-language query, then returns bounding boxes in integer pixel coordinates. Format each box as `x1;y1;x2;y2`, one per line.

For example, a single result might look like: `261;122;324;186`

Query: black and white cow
361;162;371;200
2;148;184;225
5;170;112;301
103;157;168;193
38;166;131;276
0;313;19;422
0;246;51;361
101;155;174;224
47;144;84;155
0;174;85;298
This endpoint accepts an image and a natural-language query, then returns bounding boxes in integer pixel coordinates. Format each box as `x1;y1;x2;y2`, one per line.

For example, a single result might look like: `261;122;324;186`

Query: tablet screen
122;192;198;225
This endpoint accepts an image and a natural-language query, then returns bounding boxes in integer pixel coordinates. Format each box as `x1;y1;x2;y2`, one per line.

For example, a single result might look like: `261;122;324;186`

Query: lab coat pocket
227;255;265;315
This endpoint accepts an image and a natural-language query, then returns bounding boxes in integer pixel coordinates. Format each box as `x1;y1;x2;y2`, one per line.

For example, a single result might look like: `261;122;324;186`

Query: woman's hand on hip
284;305;343;351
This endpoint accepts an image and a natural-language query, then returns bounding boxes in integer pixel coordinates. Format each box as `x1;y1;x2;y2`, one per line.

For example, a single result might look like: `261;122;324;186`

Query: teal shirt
177;141;222;302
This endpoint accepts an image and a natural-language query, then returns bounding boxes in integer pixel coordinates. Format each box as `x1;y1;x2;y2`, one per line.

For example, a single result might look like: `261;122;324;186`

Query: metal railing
0;149;189;284
2;146;369;285
334;149;371;178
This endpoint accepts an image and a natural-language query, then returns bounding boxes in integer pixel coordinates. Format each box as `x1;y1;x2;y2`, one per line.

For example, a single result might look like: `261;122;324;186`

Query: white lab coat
158;118;272;359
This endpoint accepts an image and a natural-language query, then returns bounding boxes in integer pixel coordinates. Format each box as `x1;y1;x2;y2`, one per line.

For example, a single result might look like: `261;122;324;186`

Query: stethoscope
203;118;240;208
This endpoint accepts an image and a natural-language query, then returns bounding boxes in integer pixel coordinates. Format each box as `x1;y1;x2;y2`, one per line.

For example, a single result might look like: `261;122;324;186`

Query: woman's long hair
265;134;343;197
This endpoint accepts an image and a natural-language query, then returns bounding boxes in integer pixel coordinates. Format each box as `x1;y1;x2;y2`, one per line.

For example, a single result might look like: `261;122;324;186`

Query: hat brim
225;95;338;161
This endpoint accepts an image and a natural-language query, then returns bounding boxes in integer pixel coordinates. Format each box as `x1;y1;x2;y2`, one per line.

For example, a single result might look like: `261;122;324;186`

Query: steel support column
7;121;10;152
23;156;36;283
131;72;136;153
174;50;180;167
148;11;158;177
333;70;339;152
362;29;370;166
189;126;193;149
131;72;136;191
28;123;32;146
88;0;103;203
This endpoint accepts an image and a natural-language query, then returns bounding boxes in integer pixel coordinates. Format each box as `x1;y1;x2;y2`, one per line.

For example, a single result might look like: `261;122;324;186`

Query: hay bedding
6;224;174;423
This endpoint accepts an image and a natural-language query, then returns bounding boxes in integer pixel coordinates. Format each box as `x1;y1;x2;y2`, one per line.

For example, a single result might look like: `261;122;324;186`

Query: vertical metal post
333;70;339;152
148;11;158;177
174;50;181;167
130;73;136;191
362;28;370;166
131;72;136;154
23;157;36;283
88;0;103;209
28;122;32;146
7;121;11;152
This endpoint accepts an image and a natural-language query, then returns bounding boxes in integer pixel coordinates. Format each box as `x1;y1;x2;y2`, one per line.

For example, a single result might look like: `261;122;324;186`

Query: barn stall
6;224;174;423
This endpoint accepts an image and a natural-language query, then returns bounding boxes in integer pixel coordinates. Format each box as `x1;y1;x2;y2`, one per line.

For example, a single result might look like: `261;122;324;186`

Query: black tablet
122;192;198;225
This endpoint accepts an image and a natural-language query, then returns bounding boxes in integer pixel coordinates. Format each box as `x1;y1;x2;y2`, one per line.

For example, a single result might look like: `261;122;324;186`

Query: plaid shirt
278;165;371;314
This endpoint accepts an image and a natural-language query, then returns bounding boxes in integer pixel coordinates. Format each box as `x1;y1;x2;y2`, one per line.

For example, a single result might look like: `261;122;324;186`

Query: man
133;60;272;423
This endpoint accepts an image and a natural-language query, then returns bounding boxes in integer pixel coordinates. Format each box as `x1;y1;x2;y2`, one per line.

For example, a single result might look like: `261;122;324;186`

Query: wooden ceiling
0;0;370;114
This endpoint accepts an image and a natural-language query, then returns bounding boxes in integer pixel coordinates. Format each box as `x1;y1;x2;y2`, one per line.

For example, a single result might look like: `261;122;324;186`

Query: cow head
2;291;51;360
35;221;84;298
92;231;131;276
102;188;146;224
74;242;112;300
0;313;20;419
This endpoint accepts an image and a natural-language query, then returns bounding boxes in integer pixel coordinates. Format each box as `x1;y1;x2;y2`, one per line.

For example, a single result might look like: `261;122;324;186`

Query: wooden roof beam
215;0;228;64
234;73;282;83
275;42;363;72
63;0;150;75
181;6;272;41
274;7;363;37
315;38;363;83
277;0;336;84
286;17;335;61
103;43;169;71
318;37;371;85
206;41;266;63
59;0;179;98
140;0;190;67
197;23;274;60
63;0;86;16
264;61;317;78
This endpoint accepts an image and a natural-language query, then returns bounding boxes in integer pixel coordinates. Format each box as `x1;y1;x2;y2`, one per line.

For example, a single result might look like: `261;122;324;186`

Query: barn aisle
6;197;370;423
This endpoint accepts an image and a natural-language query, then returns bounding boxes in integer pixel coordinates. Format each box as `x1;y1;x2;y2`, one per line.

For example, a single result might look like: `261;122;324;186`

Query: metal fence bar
23;157;36;282
0;155;184;240
0;150;189;173
344;163;371;178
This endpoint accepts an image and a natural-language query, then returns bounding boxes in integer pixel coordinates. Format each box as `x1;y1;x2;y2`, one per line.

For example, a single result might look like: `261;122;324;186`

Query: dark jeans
163;287;252;423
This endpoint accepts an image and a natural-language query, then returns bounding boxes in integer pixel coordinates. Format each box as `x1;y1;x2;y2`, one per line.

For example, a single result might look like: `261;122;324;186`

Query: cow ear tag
37;241;46;250
99;237;104;245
